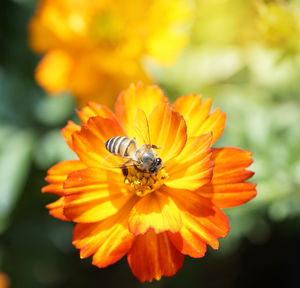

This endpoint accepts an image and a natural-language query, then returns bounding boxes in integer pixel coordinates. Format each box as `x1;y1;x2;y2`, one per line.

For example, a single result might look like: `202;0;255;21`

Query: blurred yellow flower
191;0;257;46
29;0;192;107
256;1;300;52
190;0;300;55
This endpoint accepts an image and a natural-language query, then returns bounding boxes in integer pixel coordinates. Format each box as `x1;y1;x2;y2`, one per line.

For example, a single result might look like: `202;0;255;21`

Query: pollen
124;167;168;197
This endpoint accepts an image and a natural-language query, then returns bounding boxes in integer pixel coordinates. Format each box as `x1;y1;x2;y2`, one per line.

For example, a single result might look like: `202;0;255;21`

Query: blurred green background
1;0;300;287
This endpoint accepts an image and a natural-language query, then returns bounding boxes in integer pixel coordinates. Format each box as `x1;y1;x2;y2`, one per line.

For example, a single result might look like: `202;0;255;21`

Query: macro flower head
29;0;192;107
42;83;257;282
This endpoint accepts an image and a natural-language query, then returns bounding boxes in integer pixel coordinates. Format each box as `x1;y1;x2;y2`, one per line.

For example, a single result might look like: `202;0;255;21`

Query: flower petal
128;191;182;235
162;185;215;218
199;147;257;208
149;102;187;162
127;230;184;282
172;94;226;144
115;83;168;138
165;134;213;190
63;168;133;223
167;230;207;258
72;116;126;167
200;183;257;208
61;120;81;150
169;207;229;254
73;197;137;267
35;50;72;94
77;102;117;125
42;160;86;195
210;147;254;184
46;197;68;221
166;184;230;253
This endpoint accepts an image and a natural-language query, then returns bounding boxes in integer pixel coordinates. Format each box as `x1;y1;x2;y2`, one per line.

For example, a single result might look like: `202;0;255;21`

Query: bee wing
102;154;136;169
133;109;151;146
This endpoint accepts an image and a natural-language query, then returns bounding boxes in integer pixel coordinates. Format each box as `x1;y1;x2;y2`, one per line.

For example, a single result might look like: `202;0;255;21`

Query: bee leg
121;160;131;181
122;166;129;178
151;145;163;149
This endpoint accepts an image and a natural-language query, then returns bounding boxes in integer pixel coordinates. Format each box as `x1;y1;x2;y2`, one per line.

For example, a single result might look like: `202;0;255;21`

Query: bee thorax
134;147;162;173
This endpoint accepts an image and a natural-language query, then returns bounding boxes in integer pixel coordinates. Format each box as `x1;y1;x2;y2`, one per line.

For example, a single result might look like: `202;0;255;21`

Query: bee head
149;157;162;174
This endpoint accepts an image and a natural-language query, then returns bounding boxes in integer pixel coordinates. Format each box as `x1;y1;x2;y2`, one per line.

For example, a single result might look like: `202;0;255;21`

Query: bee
104;109;163;175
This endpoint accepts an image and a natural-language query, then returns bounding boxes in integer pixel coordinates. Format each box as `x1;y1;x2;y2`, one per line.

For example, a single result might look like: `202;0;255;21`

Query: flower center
124;166;168;197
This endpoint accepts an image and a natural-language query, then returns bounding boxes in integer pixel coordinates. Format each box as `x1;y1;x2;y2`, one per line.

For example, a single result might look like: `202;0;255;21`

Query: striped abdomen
105;136;137;158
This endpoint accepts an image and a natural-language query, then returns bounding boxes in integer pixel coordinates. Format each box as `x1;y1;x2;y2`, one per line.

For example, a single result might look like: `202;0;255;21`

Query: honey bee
104;109;162;176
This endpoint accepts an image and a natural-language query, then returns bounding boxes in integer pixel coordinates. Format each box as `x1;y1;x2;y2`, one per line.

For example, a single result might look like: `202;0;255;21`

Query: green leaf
0;126;35;234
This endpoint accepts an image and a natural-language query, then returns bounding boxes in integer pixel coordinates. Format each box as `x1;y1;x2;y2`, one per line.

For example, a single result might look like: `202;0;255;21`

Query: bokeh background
1;0;300;287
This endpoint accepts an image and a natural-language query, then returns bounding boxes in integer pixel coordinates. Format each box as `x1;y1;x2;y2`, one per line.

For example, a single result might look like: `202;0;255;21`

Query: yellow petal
149;102;187;162
63;168;133;223
115;83;168;138
128;191;182;235
172;94;226;144
77;102;117;125
35;50;72;94
165;133;213;190
72;116;126;167
73;197;137;267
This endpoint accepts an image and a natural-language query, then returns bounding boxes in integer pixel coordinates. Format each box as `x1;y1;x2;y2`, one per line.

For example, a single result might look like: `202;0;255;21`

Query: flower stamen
124;166;168;197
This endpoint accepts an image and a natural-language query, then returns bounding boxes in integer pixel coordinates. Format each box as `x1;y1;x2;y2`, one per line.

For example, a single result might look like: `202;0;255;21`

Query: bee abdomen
105;136;136;157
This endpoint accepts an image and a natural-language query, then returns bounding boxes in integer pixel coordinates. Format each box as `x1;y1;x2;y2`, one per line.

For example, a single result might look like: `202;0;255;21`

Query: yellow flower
256;1;300;51
29;0;192;106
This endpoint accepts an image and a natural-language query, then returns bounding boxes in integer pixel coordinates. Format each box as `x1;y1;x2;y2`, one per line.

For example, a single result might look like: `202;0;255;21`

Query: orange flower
0;272;10;288
28;0;192;107
42;83;256;282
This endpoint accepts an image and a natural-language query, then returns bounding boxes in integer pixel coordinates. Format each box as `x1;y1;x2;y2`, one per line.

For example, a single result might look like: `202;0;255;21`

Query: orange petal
128;191;182;235
199;147;257;208
165;134;213;190
46;197;69;221
200;183;257;208
28;1;68;53
210;147;254;184
164;186;230;250
73;197;137;267
172;94;226;144
167;230;207;258
197;108;226;145
149;103;187;162
162;185;215;218
72;116;126;167
61;120;81;150
77;102;117;125
63;168;133;223
35;50;72;94
127;230;184;282
42;160;86;196
115;83;168;138
169;208;229;254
